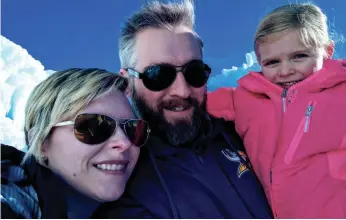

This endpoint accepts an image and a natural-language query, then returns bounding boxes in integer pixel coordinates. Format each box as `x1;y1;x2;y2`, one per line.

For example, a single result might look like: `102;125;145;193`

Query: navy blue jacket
1;145;68;218
93;118;273;218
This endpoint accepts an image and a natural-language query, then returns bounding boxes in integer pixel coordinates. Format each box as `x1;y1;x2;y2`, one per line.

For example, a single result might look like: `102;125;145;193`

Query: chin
93;186;125;202
166;115;193;125
97;190;124;202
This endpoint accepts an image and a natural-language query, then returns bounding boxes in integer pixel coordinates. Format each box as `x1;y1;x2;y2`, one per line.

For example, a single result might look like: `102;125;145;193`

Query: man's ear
120;68;129;78
326;41;335;58
120;68;131;97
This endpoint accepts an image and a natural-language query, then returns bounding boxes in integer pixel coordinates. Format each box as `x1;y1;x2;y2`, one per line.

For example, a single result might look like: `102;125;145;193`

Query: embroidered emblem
221;149;250;178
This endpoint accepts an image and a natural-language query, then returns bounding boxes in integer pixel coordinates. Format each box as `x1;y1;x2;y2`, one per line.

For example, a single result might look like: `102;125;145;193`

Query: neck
59;176;101;218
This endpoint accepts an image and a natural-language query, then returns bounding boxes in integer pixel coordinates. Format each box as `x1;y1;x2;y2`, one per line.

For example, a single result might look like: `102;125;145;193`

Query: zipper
284;101;316;164
269;170;272;184
282;88;288;113
269;169;278;217
269;88;288;217
304;105;314;133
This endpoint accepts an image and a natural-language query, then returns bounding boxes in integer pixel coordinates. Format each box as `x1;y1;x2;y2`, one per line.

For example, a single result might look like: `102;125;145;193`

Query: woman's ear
40;139;48;157
40;140;50;166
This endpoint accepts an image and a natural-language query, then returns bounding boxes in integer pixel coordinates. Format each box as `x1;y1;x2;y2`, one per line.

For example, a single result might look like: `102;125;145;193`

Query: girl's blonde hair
23;68;127;164
254;3;332;58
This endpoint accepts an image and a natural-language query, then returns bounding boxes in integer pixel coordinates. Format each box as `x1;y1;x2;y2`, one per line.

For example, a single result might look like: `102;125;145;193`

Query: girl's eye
265;60;279;66
293;54;308;59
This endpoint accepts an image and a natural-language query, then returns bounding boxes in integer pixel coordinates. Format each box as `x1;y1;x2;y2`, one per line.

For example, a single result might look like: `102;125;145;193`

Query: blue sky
2;0;346;75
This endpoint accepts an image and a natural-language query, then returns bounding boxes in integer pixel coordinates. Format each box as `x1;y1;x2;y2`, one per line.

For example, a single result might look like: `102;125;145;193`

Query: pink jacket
207;59;346;218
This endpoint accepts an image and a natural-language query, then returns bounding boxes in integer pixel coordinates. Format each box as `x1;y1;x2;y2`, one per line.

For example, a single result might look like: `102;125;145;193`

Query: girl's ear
326;41;335;58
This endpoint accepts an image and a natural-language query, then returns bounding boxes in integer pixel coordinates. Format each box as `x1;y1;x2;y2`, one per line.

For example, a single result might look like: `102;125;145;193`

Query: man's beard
131;88;207;146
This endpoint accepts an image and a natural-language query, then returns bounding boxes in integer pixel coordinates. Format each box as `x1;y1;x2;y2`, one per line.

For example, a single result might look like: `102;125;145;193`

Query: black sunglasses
54;113;150;147
127;60;211;91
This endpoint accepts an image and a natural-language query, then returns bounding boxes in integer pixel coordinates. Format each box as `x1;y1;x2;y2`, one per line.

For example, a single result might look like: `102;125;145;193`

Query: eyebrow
145;58;202;69
146;61;171;68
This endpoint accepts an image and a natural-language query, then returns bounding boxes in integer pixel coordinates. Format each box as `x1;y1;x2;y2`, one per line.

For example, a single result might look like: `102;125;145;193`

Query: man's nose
167;72;192;98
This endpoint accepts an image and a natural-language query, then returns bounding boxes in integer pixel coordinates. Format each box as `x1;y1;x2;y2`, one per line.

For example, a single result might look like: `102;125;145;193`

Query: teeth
96;164;125;171
280;81;300;87
172;106;185;112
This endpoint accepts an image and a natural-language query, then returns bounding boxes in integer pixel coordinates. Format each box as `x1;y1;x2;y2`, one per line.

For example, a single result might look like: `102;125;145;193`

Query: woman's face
43;89;140;202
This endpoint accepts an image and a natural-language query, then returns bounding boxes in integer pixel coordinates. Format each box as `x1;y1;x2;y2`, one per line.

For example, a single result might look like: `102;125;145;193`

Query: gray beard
130;88;207;146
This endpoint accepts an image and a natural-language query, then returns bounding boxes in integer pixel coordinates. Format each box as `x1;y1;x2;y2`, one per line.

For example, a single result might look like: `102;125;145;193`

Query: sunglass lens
184;61;210;88
142;65;176;91
124;119;149;147
74;114;116;145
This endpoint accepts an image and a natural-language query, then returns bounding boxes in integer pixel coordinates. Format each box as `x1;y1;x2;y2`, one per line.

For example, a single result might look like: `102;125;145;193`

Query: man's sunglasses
127;60;211;91
54;113;150;147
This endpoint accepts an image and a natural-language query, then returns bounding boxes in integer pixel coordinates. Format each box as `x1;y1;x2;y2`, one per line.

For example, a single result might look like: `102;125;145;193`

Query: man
93;0;272;218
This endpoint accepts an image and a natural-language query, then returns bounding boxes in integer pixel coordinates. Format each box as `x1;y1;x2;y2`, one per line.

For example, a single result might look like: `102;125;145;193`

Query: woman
1;68;150;218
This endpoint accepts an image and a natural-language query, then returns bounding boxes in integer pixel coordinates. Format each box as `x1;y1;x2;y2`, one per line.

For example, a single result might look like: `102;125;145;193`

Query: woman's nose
107;126;132;152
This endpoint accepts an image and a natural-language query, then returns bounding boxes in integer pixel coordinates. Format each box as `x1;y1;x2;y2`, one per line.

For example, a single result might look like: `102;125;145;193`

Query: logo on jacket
221;149;250;178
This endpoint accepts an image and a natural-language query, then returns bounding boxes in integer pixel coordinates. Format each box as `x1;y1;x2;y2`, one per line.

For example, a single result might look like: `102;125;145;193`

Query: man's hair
23;68;127;164
119;0;203;69
254;2;332;58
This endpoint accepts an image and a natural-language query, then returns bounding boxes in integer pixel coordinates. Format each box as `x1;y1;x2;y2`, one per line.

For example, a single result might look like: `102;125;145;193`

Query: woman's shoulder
1;144;42;218
1;144;29;182
1;144;26;163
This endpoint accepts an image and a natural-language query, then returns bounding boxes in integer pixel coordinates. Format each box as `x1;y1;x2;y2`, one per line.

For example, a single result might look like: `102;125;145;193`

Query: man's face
123;26;207;146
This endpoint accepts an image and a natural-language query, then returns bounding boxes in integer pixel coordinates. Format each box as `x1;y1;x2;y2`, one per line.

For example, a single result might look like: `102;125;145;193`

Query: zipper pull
304;104;314;133
282;88;288;113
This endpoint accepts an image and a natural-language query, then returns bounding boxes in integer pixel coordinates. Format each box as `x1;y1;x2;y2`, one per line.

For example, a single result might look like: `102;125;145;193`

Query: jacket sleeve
338;59;346;69
92;194;156;219
207;87;236;121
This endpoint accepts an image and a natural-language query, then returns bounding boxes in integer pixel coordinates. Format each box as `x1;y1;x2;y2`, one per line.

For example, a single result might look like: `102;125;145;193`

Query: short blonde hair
23;68;127;164
254;3;332;58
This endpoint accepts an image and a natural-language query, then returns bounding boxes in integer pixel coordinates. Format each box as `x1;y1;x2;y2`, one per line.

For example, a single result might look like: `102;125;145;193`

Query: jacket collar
25;157;68;218
238;59;346;95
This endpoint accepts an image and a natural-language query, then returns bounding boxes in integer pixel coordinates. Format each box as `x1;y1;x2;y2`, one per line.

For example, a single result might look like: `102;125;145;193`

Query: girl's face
257;29;333;88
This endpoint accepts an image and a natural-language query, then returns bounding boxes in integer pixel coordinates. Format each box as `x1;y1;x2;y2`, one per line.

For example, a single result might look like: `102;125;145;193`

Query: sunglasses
54;113;150;147
128;59;211;91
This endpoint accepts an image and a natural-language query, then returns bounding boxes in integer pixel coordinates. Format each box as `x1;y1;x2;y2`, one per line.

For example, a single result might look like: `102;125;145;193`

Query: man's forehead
134;26;201;68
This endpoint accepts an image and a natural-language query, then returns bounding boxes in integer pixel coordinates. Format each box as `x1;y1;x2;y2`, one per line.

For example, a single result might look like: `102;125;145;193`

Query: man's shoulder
126;147;167;196
208;117;245;151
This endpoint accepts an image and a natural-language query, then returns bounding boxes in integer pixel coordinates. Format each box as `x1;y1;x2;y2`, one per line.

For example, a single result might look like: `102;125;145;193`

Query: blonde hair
23;68;127;164
254;3;332;58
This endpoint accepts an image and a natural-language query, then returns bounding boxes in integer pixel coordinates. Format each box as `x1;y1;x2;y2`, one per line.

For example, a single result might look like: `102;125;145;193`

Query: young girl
207;3;346;218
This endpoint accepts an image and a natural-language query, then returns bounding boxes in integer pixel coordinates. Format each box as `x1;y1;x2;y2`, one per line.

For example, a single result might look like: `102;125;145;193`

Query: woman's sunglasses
127;59;211;91
54;113;150;147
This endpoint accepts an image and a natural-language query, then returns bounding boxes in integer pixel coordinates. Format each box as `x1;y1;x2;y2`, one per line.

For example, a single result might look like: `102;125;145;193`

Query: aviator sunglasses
54;113;150;147
127;59;211;91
